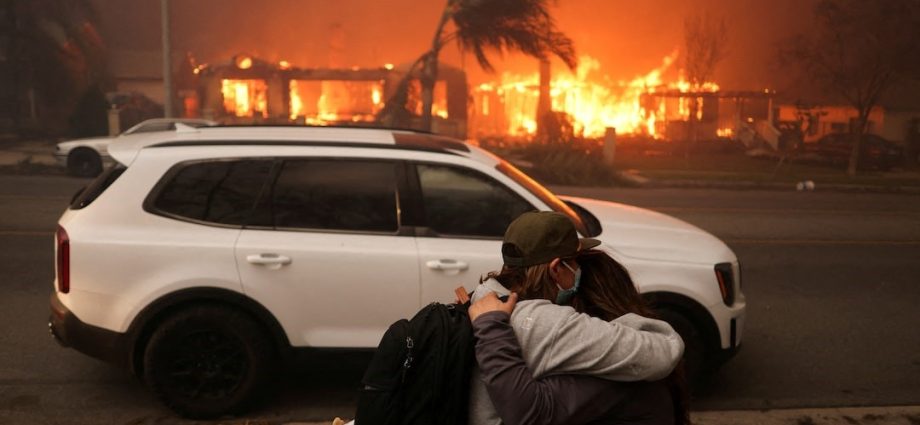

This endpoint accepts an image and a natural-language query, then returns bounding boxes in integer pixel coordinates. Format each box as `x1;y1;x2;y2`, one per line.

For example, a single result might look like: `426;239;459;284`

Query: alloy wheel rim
164;329;249;399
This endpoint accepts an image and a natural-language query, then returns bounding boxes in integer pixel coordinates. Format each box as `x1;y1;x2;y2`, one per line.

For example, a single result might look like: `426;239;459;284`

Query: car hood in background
562;196;735;265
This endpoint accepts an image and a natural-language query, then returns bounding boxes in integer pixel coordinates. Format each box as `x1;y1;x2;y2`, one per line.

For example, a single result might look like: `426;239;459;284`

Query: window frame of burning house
221;78;270;118
287;79;386;124
411;162;534;239
245;158;404;235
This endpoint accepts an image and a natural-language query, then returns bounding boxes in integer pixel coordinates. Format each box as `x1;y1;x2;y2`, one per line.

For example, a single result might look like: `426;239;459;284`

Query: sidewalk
609;148;920;194
647;177;920;194
692;405;920;425
0;139;58;167
283;405;920;425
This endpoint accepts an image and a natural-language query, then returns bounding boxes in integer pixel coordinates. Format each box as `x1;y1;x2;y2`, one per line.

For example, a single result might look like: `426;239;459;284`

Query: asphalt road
1;175;919;424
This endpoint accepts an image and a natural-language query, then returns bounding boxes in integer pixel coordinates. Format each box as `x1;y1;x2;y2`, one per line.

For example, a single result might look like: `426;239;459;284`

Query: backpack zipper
401;336;414;382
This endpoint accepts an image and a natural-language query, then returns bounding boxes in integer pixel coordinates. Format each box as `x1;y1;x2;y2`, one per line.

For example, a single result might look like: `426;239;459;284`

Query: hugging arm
512;301;685;381
473;311;629;425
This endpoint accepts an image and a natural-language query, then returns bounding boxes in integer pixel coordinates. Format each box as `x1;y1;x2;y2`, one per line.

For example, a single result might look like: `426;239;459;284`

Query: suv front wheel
656;308;706;387
142;305;276;419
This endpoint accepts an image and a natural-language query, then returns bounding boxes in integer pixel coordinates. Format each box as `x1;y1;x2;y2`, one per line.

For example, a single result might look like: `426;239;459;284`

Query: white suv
49;126;745;418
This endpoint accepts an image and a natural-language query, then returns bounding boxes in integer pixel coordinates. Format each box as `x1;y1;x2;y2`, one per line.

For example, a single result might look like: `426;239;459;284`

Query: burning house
470;53;775;143
143;51;780;146
182;54;470;139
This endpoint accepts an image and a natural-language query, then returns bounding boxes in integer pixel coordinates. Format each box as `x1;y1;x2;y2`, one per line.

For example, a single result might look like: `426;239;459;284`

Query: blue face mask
555;261;582;305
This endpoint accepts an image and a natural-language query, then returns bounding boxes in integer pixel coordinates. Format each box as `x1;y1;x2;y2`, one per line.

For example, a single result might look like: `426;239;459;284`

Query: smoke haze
95;0;812;89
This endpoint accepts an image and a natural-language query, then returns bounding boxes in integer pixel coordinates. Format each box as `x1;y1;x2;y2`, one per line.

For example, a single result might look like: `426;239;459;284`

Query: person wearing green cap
465;211;686;425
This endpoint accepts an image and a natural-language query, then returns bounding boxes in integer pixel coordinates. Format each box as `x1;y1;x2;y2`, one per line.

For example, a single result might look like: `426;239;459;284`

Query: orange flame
221;79;268;118
473;51;721;138
288;80;386;125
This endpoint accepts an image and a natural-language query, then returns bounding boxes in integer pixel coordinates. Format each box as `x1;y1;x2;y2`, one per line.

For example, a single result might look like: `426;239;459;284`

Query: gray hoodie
468;279;685;425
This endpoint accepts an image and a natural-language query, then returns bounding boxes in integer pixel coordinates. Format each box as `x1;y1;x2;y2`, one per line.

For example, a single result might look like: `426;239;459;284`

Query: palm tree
396;0;577;132
2;0;107;132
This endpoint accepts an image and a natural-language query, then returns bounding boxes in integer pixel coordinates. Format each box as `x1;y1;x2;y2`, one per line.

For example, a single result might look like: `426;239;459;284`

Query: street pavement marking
727;239;920;246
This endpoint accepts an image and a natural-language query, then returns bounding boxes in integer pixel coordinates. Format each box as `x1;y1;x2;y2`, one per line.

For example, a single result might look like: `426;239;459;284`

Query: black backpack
354;301;477;425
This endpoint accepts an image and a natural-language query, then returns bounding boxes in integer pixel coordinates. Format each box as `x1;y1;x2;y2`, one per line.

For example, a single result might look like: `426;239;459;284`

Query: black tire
67;148;103;177
656;309;707;388
142;305;276;419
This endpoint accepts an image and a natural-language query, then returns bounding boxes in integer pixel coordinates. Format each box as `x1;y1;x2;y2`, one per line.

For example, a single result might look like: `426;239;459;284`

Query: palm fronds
450;0;577;72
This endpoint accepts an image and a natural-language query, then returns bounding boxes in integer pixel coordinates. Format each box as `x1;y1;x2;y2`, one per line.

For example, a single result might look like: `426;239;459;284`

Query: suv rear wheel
142;305;276;419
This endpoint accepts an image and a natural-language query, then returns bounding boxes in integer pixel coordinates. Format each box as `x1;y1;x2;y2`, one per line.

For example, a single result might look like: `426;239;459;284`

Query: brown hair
572;250;691;425
482;263;556;302
570;250;657;320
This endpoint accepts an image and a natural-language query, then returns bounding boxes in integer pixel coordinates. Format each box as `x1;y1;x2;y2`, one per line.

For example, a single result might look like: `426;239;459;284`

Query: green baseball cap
502;211;601;267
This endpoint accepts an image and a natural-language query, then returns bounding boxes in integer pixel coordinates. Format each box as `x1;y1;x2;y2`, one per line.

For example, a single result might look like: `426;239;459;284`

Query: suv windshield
495;160;592;237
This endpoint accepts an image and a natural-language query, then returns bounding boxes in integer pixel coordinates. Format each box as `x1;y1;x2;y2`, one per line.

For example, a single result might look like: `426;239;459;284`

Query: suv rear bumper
49;293;129;368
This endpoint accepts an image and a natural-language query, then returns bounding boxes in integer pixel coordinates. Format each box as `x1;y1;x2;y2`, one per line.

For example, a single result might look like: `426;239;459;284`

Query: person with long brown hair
467;211;688;425
574;249;691;424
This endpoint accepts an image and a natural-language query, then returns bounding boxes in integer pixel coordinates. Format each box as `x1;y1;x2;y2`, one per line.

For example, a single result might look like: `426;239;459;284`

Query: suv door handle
426;259;469;272
246;253;292;270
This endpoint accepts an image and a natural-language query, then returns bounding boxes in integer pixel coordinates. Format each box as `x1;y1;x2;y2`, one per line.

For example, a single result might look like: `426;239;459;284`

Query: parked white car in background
49;125;745;418
54;118;216;177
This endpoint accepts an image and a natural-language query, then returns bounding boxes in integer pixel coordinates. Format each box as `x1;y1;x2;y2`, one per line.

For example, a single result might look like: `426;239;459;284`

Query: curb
645;179;920;194
615;170;920;194
692;405;920;425
0;141;58;168
281;406;920;425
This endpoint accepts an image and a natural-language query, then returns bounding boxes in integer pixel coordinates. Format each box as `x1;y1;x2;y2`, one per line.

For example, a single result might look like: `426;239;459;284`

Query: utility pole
161;0;173;117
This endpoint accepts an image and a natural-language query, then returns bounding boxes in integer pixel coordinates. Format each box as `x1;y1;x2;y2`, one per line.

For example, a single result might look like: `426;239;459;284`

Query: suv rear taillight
56;226;70;294
714;263;734;306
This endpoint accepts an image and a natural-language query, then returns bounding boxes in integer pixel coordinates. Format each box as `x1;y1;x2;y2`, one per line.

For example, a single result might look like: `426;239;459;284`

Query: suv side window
151;160;272;226
265;159;399;233
416;163;533;238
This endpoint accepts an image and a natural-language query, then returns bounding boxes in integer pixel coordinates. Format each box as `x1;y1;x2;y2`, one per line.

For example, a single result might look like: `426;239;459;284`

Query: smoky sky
94;0;812;90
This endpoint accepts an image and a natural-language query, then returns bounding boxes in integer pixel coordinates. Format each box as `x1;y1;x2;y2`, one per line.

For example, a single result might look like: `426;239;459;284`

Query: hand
469;292;518;322
454;286;470;304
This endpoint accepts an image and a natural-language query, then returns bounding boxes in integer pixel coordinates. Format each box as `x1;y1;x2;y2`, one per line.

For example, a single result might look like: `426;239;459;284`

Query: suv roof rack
148;137;469;155
109;126;471;165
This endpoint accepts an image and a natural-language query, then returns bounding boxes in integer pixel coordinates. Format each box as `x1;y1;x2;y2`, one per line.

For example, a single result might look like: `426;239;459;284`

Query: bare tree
781;0;920;176
683;13;728;88
383;0;576;132
682;13;728;145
